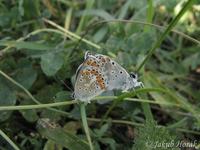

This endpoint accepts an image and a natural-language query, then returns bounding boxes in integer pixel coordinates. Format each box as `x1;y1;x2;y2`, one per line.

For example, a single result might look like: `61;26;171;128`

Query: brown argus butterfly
74;52;143;103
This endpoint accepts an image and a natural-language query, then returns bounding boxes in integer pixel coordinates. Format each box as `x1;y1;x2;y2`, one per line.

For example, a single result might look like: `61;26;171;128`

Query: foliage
134;120;178;150
0;0;200;150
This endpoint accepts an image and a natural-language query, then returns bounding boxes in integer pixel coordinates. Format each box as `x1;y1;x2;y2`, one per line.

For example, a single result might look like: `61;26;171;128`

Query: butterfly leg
134;81;144;88
122;89;129;93
85;99;91;103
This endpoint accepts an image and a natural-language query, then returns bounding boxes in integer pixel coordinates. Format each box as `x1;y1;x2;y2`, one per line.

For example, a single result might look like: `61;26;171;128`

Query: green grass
0;0;200;149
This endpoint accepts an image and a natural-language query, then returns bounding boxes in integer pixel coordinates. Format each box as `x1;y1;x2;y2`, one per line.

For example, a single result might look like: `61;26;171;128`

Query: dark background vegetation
0;0;200;149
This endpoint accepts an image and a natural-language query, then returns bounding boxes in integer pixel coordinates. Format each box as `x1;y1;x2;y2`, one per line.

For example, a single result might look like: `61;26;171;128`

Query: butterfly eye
130;73;137;79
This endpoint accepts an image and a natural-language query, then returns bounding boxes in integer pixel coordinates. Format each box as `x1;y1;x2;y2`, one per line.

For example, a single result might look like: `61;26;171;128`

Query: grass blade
0;129;20;150
43;18;101;49
0;70;69;116
76;0;94;34
137;0;195;71
144;0;154;31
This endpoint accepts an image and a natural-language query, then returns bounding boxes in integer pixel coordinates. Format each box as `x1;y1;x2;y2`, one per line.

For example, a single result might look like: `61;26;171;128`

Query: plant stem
99;0;196;125
100;88;161;125
141;100;154;122
144;0;154;32
1;28;64;54
91;20;200;45
76;0;94;34
0;101;76;111
0;88;172;111
88;118;200;135
137;0;195;72
0;70;70;115
43;18;101;49
0;129;20;150
80;103;94;150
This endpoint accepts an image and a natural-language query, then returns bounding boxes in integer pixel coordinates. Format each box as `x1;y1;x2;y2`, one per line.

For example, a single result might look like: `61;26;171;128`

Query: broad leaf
41;53;64;76
37;119;90;150
0;77;16;122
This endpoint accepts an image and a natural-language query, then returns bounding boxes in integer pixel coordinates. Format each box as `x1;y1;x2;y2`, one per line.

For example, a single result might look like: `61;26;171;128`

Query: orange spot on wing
85;71;90;75
91;70;96;74
91;61;98;67
96;74;105;90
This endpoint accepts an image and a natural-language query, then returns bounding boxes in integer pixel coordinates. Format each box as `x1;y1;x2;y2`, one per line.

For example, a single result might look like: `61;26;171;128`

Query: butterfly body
74;52;143;103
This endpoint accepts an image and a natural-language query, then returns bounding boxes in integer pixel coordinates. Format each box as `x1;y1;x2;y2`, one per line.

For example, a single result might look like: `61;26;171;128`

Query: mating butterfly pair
74;52;143;103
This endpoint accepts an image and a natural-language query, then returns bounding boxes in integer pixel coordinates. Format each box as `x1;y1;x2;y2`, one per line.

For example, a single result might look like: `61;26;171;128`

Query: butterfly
73;51;143;103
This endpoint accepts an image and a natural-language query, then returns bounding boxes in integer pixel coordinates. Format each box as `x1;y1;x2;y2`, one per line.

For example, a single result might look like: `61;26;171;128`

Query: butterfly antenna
54;75;74;92
54;75;75;99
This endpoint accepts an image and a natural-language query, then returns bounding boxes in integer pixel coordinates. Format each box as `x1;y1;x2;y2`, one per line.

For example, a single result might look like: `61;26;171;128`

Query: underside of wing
74;57;107;102
93;54;130;91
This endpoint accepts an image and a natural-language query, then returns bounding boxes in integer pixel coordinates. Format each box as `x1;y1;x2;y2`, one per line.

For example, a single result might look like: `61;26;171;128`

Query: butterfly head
129;72;144;88
130;72;137;80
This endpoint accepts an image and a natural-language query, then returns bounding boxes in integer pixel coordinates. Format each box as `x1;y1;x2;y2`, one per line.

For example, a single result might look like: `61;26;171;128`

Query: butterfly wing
74;56;107;102
93;54;131;91
74;52;140;102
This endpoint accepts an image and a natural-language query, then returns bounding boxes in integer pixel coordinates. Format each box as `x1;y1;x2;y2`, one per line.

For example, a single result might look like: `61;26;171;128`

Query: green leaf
144;72;200;123
133;121;178;150
93;26;108;43
23;0;40;19
183;52;200;70
0;56;16;72
0;78;16;122
76;9;114;20
19;100;38;122
144;73;173;105
19;109;38;122
94;124;109;138
118;0;133;19
127;31;156;53
54;91;72;111
63;121;81;134
69;106;81;119
99;138;116;150
15;68;37;89
35;84;62;104
54;91;72;102
76;0;95;34
40;53;64;76
34;84;63;120
0;41;55;51
96;0;116;10
105;35;125;51
37;119;90;150
0;6;20;28
43;140;63;150
18;0;24;17
137;0;196;71
14;59;37;89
